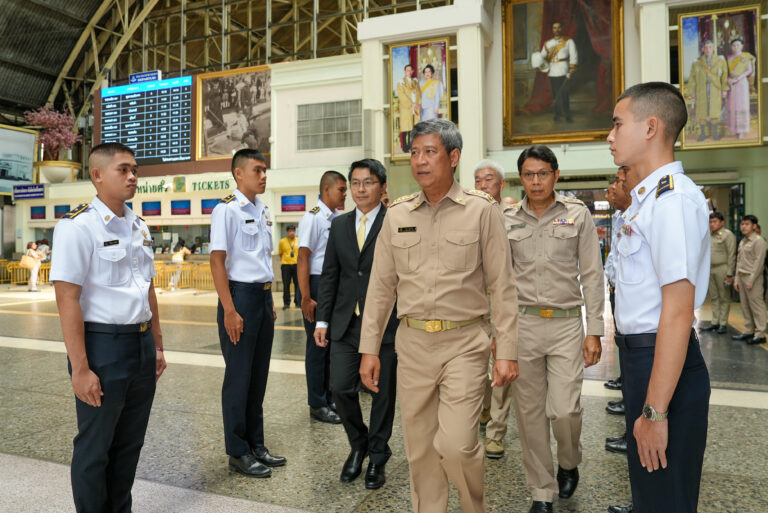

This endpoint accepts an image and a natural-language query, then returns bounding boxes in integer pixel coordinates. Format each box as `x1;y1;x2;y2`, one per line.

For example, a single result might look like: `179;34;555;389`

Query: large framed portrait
389;38;451;161
678;5;761;149
502;0;624;146
0;124;37;194
196;65;271;160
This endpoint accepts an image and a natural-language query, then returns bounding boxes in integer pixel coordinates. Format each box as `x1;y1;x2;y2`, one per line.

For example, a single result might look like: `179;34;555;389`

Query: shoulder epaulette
656;175;674;198
62;203;89;219
466;189;495;202
562;197;586;206
221;194;236;204
389;192;419;207
309;206;320;214
504;203;521;213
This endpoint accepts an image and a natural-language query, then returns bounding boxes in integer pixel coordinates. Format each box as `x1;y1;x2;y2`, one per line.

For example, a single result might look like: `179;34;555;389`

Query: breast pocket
617;235;643;285
507;227;534;262
140;245;155;281
96;247;130;286
391;233;420;273
443;230;480;271
240;222;259;251
548;225;578;262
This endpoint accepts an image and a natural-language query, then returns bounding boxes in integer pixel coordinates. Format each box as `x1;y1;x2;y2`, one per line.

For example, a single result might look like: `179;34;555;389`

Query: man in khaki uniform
701;212;736;334
732;214;767;344
359;119;519;513
504;145;604;513
396;64;421;153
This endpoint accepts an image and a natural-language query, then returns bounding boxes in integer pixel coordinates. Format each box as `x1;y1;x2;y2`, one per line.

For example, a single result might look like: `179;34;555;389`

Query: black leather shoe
340;448;367;482
605;433;624;443
717;325;727;334
228;454;271;477
557;465;579;498
310;406;342;424
252;446;286;467
605;436;628;454
732;333;753;341
605;400;625;415
699;323;717;331
608;505;633;513
364;461;386;489
282;304;288;310
604;379;622;390
529;501;553;513
329;401;338;412
748;336;766;345
607;399;623;407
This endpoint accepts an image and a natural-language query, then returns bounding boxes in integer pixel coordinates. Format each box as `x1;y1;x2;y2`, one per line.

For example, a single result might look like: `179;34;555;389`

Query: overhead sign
129;70;162;84
13;184;45;200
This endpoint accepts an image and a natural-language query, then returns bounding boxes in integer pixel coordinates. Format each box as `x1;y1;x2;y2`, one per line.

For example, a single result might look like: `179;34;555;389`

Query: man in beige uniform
701;212;736;334
732;214;767;344
359;119;519;513
504;145;604;513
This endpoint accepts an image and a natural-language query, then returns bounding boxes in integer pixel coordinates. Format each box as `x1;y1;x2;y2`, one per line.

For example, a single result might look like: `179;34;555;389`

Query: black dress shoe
604;379;622;390
699;323;717;331
557;465;579;498
529;501;553;513
605;433;624;443
607;399;623;407
748;336;766;345
605;436;628;454
310;406;342;424
228;454;271;477
252;446;286;467
605;400;625;415
329;401;338;412
282;305;288;310
340;448;367;482
608;505;633;513
717;325;727;334
732;333;753;341
364;461;386;489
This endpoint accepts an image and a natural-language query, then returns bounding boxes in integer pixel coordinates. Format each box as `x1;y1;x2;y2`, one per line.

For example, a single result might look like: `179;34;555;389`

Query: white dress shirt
604;209;625;287
298;200;338;275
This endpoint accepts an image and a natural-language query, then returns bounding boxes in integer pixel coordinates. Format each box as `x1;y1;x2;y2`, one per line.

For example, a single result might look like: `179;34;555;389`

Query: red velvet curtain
522;0;613;115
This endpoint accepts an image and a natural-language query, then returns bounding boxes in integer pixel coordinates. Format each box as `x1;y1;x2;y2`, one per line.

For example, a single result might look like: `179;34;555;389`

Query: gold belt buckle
539;309;554;318
425;320;443;333
139;322;149;332
264;283;272;290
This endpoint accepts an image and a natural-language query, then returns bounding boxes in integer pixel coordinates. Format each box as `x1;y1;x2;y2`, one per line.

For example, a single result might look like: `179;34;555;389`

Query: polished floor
1;284;767;512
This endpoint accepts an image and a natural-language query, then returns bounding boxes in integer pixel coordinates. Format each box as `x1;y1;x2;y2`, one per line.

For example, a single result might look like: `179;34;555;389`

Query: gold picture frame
196;65;271;161
502;0;624;146
678;5;762;150
389;37;451;161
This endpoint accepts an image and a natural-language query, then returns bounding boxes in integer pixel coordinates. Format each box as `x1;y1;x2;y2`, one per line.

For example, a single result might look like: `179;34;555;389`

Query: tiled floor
1;284;767;512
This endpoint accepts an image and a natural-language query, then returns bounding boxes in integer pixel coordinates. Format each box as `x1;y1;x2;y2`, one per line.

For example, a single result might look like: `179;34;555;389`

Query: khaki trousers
396;320;491;513
708;264;731;326
512;314;584;503
485;380;513;441
738;273;766;337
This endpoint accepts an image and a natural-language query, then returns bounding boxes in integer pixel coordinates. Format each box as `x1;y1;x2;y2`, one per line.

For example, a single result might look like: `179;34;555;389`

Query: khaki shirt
359;180;519;360
710;228;736;273
736;233;768;285
504;193;604;336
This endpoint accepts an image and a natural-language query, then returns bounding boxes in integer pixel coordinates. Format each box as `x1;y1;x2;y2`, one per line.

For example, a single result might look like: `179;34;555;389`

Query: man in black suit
314;158;398;490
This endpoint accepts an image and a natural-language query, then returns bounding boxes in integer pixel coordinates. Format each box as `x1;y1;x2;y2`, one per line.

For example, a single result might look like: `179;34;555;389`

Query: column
360;39;386;163
638;2;670;83
456;24;486;187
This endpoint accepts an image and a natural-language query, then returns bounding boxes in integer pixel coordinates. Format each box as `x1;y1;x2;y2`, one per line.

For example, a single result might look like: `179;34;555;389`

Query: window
297;99;362;150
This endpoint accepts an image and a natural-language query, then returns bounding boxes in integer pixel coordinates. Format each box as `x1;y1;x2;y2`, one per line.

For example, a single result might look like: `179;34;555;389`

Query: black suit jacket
316;204;398;344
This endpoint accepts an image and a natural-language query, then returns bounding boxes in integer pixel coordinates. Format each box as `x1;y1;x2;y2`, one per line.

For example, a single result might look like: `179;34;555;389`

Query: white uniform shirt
298;200;337;276
614;162;710;335
542;37;577;78
209;188;274;283
50;196;155;325
604;209;624;287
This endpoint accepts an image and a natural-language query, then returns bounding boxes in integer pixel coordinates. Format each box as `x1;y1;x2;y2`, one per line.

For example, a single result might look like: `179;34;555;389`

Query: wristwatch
642;404;668;421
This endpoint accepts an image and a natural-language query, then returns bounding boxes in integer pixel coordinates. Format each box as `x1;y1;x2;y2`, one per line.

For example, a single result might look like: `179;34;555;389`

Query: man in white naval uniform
537;22;578;122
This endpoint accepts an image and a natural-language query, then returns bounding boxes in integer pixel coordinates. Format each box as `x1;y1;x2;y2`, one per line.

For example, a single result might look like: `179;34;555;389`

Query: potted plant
24;104;83;183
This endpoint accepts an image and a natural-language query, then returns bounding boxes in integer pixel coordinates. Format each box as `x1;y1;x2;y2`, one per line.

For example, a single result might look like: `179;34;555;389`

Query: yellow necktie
355;215;367;315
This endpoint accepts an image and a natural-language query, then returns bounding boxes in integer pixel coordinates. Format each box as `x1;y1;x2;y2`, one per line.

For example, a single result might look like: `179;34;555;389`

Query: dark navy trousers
69;329;156;513
303;274;332;409
619;330;710;513
218;280;275;457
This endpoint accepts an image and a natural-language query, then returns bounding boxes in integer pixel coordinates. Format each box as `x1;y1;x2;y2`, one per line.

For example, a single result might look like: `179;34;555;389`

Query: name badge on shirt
508;223;526;230
553;218;575;225
398;226;417;233
103;240;119;247
245;219;255;224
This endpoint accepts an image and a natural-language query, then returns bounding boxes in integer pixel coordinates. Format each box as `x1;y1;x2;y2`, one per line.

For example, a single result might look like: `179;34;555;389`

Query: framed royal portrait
389;38;451;161
678;5;762;149
196;65;271;160
502;0;624;146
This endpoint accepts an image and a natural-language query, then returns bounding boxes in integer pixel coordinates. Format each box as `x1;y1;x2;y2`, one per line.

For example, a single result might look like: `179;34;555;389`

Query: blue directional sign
129;70;162;84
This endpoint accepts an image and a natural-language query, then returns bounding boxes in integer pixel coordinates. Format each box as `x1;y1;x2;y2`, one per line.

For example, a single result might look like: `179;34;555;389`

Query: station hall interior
1;0;768;512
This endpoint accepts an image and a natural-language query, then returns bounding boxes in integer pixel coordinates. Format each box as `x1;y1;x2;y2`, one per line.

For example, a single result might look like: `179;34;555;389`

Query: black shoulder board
656;175;674;198
221;194;236;204
310;206;320;214
62;203;89;219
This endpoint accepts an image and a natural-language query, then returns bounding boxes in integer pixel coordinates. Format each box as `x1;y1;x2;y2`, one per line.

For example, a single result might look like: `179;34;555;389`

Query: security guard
504;145;604;513
702;212;736;333
607;82;711;513
210;148;286;477
359;119;519;513
51;142;167;513
298;170;347;424
732;214;767;344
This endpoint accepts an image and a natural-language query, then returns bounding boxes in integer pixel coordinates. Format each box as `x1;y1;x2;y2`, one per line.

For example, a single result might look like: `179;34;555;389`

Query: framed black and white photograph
0;124;37;194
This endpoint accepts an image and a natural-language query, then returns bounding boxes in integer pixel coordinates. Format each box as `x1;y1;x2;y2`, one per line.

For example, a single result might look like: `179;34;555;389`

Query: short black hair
404;64;413;70
742;214;758;225
231;148;266;176
348;158;387;185
517;144;558;173
89;142;135;170
319;170;347;194
709;212;724;221
286;225;296;231
730;37;744;46
423;64;435;74
617;82;687;144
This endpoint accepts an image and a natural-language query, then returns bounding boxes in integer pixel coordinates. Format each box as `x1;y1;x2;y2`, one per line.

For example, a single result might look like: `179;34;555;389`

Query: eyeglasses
520;171;554;182
350;179;380;189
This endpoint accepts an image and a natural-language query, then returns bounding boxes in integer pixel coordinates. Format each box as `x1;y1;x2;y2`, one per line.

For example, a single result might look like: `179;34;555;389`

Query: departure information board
100;76;192;165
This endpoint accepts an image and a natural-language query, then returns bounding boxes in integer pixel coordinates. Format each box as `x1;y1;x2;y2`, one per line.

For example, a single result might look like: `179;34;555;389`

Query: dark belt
229;280;272;290
84;321;152;334
615;329;697;350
